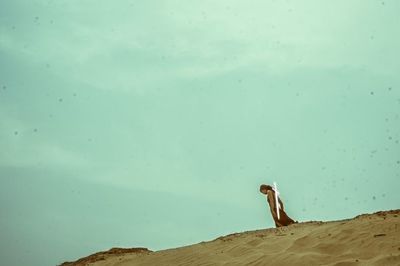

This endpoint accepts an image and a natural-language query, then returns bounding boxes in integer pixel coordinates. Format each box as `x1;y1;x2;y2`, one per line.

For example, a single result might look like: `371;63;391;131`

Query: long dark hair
259;184;273;193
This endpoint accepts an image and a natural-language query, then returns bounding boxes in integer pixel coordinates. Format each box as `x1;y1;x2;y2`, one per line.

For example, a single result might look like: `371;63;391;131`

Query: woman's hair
259;184;273;192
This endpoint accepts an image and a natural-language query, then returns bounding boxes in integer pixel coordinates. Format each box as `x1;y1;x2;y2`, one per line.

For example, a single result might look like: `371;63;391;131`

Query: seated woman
259;184;297;227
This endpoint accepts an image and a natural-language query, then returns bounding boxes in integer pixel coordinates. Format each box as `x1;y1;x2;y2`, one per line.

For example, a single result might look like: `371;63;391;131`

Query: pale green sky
0;1;399;265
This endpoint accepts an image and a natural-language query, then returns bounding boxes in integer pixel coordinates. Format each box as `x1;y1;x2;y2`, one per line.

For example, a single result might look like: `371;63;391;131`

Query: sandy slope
61;209;400;266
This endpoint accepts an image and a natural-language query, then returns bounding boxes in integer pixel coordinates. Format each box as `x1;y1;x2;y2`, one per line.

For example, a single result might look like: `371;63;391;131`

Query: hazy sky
0;1;399;265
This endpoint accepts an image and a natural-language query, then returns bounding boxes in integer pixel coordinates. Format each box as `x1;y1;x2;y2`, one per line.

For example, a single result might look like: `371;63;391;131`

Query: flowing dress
266;189;296;227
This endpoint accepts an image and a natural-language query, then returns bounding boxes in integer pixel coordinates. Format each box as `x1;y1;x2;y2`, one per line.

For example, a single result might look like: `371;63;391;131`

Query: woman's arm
278;197;284;210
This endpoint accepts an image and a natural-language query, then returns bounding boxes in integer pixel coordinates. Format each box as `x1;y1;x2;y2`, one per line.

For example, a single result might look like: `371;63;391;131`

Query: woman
259;184;297;227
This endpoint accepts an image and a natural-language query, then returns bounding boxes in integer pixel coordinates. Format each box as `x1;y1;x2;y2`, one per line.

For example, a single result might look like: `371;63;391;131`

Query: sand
60;209;400;266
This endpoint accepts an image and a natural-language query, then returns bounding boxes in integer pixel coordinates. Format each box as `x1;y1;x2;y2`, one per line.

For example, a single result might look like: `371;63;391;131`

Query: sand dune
60;209;400;266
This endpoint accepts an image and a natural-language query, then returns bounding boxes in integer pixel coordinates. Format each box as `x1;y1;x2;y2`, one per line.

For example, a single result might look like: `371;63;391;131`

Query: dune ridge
60;209;400;266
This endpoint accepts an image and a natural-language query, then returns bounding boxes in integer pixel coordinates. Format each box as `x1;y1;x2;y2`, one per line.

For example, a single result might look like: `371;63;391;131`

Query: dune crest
61;209;400;266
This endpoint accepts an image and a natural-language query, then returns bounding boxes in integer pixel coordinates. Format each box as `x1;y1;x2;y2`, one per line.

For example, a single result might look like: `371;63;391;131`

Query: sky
0;0;399;265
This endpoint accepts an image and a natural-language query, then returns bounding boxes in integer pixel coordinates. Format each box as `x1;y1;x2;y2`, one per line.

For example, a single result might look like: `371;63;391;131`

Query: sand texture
61;209;400;266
